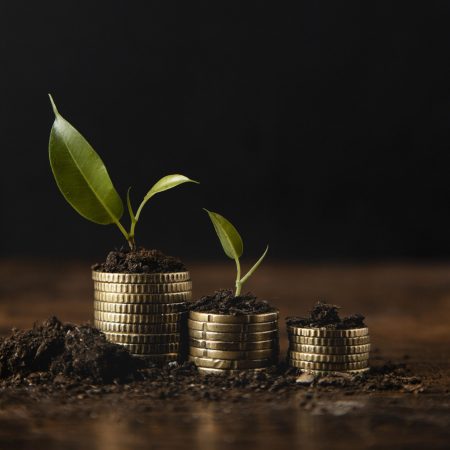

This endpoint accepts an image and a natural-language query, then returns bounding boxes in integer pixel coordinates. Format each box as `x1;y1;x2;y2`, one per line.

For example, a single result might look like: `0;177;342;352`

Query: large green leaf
204;209;243;260
135;174;199;220
48;95;124;225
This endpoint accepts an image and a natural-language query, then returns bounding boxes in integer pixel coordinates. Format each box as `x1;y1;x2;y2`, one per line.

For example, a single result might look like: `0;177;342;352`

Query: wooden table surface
0;259;449;449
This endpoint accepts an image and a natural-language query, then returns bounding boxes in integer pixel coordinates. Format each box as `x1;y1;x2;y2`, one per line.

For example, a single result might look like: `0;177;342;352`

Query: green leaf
48;95;124;225
240;245;269;284
204;209;243;260
135;174;199;220
127;187;136;222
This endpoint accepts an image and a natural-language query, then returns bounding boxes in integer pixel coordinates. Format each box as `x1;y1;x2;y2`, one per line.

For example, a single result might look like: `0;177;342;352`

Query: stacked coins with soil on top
188;290;279;375
92;270;191;363
286;302;370;375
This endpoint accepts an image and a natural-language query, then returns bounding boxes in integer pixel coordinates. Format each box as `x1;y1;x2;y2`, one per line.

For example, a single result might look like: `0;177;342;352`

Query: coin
189;311;278;324
131;353;179;362
92;271;190;284
288;351;369;363
288;360;369;370
94;291;192;304
288;335;370;346
189;338;278;351
103;332;181;344
94;281;192;294
188;355;277;369
118;342;181;354
94;301;187;314
188;329;278;342
196;367;275;376
287;326;369;338
94;311;186;324
94;320;182;334
289;343;371;354
189;347;278;360
297;368;370;376
187;319;277;333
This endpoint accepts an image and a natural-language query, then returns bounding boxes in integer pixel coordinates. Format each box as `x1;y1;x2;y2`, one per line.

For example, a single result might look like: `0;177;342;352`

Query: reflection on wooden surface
0;260;449;449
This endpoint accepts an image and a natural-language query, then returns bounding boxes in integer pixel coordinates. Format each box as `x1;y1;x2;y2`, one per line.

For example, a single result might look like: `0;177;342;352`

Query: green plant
48;95;198;250
204;209;268;296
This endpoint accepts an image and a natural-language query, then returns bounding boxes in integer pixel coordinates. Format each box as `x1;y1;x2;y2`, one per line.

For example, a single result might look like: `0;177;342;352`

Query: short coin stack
92;271;191;363
188;310;279;374
287;326;370;374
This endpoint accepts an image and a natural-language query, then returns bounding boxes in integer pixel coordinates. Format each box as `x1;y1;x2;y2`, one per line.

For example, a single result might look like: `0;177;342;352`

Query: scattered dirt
189;289;276;315
92;247;186;273
0;318;427;413
286;301;366;329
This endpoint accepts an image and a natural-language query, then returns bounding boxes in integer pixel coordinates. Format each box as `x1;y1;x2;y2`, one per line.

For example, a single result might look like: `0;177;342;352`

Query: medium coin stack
287;326;370;374
188;310;279;374
92;271;192;363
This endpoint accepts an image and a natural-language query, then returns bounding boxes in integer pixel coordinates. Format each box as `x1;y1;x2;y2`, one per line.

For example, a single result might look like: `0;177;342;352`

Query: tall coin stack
188;311;279;374
92;271;192;363
287;326;370;374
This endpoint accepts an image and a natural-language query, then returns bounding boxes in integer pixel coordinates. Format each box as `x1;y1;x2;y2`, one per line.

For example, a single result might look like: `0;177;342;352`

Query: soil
189;289;276;315
0;318;426;409
286;301;367;329
92;247;186;273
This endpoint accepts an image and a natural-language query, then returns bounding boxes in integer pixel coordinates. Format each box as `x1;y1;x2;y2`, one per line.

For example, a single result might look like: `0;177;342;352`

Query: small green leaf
204;209;243;260
135;174;199;220
240;245;269;284
127;187;136;222
48;95;124;225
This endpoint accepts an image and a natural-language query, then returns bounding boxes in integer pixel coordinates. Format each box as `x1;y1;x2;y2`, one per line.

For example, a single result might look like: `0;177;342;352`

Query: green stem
115;220;134;250
235;258;242;296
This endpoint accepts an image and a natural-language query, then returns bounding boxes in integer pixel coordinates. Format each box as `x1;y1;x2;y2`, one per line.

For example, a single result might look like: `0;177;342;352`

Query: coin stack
188;310;279;374
287;326;370;374
92;271;192;363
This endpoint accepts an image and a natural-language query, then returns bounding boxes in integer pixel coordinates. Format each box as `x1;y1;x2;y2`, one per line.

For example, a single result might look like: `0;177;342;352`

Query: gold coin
197;367;275;376
288;351;369;363
189;310;278;324
103;332;181;344
94;320;182;334
287;326;369;338
92;271;190;284
288;360;369;370
93;281;192;294
94;301;187;314
187;319;277;333
188;355;277;369
189;347;278;361
118;342;181;354
94;291;192;304
94;311;186;324
189;338;278;351
132;353;179;362
297;368;370;376
188;329;278;342
288;335;370;346
289;343;371;355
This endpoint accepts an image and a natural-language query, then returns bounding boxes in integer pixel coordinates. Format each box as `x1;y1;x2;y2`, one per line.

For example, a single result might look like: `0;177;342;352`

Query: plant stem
115;220;135;250
235;258;242;296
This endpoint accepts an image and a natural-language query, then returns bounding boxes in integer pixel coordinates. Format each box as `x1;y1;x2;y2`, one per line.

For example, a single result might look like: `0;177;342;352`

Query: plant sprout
204;209;268;296
48;95;198;250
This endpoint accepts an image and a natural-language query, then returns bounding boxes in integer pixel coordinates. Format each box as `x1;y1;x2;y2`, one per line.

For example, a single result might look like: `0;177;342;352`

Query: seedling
48;95;198;250
204;209;268;296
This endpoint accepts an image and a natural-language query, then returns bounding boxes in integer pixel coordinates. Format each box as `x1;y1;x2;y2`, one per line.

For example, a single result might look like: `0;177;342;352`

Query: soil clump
92;247;186;273
286;301;366;329
189;289;276;315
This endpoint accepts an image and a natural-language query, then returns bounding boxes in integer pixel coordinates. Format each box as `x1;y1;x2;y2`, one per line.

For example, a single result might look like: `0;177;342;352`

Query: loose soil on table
286;301;366;329
0;318;428;415
189;289;276;315
92;248;186;273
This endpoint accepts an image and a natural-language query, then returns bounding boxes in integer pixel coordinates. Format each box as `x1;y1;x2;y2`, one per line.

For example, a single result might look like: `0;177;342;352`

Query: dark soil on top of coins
92;247;186;273
0;318;429;416
286;301;367;329
189;289;276;315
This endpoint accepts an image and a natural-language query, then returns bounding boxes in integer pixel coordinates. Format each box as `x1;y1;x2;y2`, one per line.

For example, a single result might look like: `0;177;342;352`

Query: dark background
1;1;450;262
